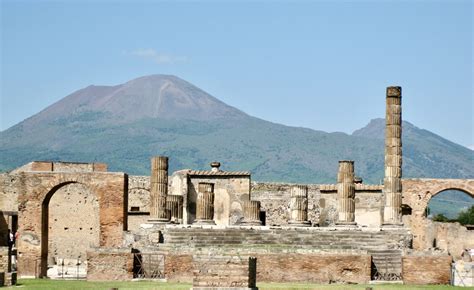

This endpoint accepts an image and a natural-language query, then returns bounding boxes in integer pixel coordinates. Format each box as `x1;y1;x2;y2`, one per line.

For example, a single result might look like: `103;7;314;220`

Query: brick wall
86;249;133;281
255;253;371;284
165;254;193;282
162;253;370;284
402;255;452;284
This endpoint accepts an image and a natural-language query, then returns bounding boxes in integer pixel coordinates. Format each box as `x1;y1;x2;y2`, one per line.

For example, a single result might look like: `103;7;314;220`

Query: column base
335;221;357;226
147;218;169;224
241;220;262;226
194;219;216;225
288;220;311;227
382;222;404;229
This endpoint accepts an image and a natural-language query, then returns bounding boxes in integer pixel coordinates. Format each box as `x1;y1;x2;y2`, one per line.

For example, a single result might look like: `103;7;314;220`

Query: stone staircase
368;249;402;281
162;226;410;252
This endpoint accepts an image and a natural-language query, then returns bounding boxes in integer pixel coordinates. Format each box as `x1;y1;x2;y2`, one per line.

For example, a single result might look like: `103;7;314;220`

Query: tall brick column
148;156;169;223
336;160;357;226
289;185;311;227
383;86;403;226
195;183;216;225
242;200;262;226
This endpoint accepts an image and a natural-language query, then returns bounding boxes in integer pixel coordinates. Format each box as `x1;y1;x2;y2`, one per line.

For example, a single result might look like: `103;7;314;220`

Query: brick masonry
16;171;127;277
402;255;452;284
256;254;371;284
86;249;133;281
162;252;370;284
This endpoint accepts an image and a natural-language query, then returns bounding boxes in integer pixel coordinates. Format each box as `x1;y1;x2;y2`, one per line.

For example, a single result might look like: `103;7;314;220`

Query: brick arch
40;181;101;277
402;179;474;216
401;178;474;251
17;172;127;278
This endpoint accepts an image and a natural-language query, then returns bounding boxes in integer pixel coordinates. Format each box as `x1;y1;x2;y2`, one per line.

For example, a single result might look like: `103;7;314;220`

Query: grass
12;279;474;290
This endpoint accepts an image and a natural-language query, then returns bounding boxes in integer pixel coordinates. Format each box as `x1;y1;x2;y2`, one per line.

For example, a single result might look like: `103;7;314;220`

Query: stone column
336;160;357;226
289;185;311;227
148;156;169;223
383;86;403;226
242;200;262;226
195;183;216;225
166;195;183;223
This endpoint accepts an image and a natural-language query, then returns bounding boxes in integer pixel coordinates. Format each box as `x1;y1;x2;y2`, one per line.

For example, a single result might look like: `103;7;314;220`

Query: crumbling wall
404;215;474;259
251;182;382;227
186;176;250;225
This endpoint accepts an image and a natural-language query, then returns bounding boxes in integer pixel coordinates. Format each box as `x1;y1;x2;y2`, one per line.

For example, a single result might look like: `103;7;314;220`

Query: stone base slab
288;221;311;227
194;220;216;225
241;221;262;227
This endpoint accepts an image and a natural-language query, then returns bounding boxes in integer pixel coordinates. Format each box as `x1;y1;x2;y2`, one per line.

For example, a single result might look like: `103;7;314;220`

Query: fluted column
383;86;403;226
336;160;357;226
166;195;183;224
242;200;262;226
195;183;216;225
288;185;311;227
148;156;169;223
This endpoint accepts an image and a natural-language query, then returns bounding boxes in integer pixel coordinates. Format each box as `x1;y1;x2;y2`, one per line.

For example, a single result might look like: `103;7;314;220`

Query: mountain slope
1;75;473;184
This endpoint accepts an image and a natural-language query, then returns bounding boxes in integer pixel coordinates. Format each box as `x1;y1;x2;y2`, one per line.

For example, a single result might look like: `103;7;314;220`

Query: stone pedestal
166;195;183;224
383;86;403;226
336;160;357;226
288;185;311;227
242;200;262;226
148;156;170;223
195;183;216;225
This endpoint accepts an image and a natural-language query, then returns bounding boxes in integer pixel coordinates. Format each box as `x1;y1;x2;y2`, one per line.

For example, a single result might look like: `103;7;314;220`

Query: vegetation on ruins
431;205;474;226
457;205;474;225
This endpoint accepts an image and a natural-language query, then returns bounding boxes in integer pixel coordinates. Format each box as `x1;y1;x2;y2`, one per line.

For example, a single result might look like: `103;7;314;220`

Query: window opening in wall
426;189;474;225
131;206;140;212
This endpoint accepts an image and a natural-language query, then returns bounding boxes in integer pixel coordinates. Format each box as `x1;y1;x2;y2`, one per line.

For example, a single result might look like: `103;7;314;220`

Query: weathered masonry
0;86;473;286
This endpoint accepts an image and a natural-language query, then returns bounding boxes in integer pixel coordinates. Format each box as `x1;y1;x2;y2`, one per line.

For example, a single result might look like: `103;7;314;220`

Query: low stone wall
86;249;133;281
402;255;452;284
165;254;193;282
256;253;371;284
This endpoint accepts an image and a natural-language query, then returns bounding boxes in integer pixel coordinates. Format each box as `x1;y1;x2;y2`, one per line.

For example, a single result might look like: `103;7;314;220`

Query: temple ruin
0;86;473;287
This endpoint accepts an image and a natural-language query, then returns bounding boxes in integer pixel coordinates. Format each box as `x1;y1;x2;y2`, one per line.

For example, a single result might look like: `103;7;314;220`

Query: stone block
30;162;53;172
402;255;452;284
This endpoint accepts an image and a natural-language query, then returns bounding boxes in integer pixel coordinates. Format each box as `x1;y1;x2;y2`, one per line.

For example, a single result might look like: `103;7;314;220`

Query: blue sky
1;0;473;148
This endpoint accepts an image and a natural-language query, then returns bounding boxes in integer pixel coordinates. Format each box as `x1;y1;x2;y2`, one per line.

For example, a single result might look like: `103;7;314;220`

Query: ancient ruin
0;86;473;287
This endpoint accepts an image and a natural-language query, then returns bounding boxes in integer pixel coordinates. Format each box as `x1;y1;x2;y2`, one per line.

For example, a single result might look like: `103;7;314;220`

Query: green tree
457;205;474;225
432;213;450;222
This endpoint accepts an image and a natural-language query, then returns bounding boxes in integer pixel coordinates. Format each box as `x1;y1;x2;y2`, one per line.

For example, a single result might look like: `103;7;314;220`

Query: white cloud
468;144;474;151
127;48;187;64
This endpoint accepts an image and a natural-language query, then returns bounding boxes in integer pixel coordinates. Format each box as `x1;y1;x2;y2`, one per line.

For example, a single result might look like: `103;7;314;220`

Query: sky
1;0;473;148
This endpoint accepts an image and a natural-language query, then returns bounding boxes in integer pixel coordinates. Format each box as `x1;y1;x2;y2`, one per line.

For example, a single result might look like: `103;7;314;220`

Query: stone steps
163;227;410;253
369;249;402;281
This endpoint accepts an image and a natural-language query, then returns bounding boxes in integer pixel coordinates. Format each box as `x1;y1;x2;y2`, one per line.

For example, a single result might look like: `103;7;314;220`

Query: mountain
1;75;473;185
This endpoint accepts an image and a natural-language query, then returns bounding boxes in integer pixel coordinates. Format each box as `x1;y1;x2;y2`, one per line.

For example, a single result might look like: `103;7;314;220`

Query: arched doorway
426;189;474;221
41;182;100;278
